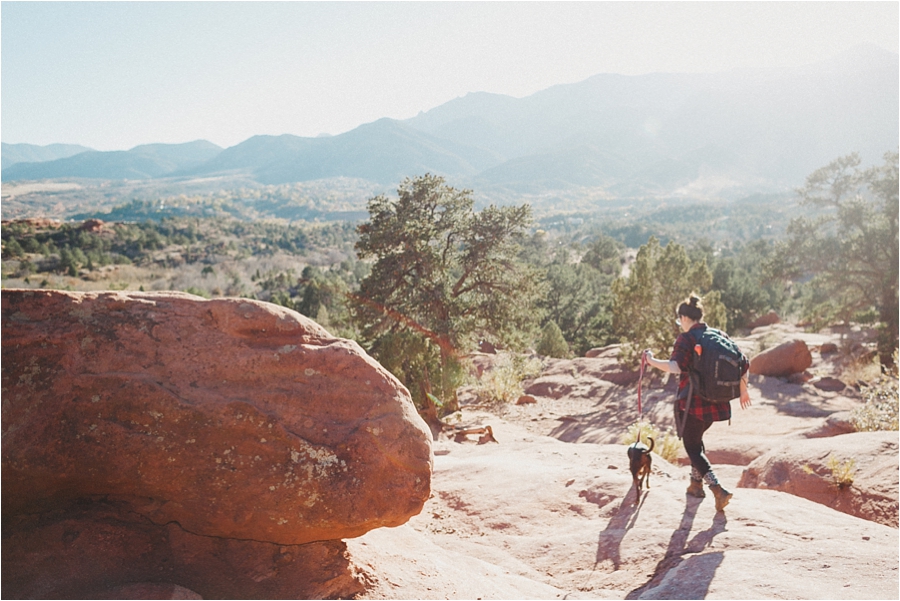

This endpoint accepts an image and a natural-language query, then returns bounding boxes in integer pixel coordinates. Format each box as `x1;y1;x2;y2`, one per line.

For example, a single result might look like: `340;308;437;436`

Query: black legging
678;410;714;477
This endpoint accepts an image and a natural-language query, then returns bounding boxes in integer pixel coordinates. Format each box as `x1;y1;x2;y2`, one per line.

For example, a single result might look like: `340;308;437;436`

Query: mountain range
3;45;897;197
2;143;94;170
2;141;222;181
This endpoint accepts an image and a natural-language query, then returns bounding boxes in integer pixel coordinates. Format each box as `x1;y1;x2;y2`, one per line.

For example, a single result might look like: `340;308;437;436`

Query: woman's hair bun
678;293;704;320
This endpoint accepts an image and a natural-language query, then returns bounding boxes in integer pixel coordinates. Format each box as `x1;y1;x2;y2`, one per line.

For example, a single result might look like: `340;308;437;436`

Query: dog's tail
646;437;655;453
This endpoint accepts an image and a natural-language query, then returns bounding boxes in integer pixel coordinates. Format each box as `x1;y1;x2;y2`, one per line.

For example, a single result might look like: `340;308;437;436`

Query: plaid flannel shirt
670;323;732;423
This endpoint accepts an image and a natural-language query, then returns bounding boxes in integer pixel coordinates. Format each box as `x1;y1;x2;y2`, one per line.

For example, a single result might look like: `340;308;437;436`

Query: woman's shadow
579;489;727;599
624;496;727;599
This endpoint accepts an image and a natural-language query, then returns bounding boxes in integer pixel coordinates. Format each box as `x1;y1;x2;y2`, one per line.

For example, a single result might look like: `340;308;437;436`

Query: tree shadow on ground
754;379;840;418
624;498;727;600
548;388;675;444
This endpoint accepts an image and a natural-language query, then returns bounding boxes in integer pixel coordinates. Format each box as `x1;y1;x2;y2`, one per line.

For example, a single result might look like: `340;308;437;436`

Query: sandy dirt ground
348;324;898;599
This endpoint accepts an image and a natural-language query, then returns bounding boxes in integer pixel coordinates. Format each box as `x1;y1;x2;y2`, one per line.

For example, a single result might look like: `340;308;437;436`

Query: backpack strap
677;377;693;440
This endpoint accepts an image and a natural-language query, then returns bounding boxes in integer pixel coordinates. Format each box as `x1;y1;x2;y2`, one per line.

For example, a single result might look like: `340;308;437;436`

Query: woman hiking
643;294;751;511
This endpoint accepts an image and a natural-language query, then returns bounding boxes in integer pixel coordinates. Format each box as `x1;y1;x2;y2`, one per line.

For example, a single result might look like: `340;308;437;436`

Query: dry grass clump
804;456;857;490
850;350;898;432
841;354;884;387
621;421;680;463
472;353;543;406
826;454;857;489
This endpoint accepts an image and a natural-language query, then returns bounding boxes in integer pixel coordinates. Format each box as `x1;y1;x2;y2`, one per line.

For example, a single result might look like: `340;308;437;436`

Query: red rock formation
738;431;899;527
747;310;781;329
2;290;432;545
78;218;105;232
749;339;812;377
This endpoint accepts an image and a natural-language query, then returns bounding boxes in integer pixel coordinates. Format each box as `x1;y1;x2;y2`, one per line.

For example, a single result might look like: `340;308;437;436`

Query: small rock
813;377;847;392
803;411;855;438
788;371;813;384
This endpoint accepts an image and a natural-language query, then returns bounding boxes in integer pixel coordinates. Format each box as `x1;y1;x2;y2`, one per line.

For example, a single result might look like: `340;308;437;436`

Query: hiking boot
686;479;706;498
710;484;733;511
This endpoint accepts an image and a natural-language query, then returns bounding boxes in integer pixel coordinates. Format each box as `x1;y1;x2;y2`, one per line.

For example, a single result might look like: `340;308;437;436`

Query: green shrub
183;286;210;299
610;237;726;366
536;320;570;358
370;331;466;414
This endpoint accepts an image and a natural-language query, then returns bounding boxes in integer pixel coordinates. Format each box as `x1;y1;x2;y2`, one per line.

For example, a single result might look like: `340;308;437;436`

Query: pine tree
611;236;726;365
353;174;544;412
537;321;569;358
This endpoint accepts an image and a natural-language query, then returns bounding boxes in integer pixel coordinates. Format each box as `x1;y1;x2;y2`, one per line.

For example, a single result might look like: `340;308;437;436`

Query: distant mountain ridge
3;45;896;196
403;44;898;192
189;119;503;185
2;143;94;171
2;140;222;181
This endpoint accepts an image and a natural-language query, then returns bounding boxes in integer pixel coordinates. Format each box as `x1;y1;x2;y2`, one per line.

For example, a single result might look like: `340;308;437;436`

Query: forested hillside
4;152;897;386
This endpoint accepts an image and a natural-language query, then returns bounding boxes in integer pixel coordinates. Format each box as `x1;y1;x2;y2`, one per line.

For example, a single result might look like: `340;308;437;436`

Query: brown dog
627;437;654;503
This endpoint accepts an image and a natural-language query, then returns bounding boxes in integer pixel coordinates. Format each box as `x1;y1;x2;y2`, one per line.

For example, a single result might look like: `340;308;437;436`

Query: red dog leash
637;349;649;417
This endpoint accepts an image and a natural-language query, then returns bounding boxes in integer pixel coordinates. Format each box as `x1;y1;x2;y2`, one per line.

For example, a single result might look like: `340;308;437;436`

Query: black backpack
688;326;748;403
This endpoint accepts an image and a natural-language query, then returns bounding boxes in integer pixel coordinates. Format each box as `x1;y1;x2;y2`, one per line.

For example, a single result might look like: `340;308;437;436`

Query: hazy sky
2;1;897;151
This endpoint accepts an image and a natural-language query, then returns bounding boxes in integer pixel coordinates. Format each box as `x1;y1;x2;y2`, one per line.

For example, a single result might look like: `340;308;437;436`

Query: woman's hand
739;377;752;409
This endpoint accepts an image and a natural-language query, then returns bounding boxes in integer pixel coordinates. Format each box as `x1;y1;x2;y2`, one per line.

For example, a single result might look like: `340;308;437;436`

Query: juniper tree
611;236;726;366
353;174;544;413
772;152;899;366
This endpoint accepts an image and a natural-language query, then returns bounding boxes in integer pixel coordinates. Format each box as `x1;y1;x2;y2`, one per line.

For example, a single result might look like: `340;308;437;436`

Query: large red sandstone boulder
749;339;812;377
738;431;899;527
2;290;432;546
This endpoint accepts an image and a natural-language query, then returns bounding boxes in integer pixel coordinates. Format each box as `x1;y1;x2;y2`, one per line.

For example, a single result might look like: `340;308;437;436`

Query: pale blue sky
2;1;897;150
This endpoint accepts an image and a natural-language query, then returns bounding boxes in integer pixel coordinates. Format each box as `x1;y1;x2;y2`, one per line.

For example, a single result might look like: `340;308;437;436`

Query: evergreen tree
353;174;544;412
537;320;570;358
611;236;726;365
772;152;898;365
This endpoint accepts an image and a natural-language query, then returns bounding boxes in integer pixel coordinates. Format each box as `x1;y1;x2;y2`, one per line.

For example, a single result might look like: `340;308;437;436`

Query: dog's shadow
591;488;647;573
